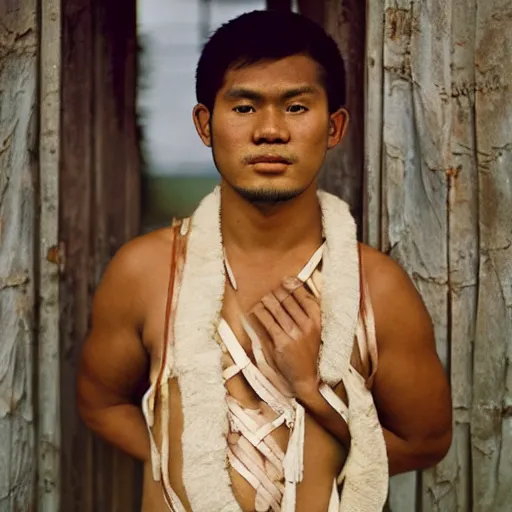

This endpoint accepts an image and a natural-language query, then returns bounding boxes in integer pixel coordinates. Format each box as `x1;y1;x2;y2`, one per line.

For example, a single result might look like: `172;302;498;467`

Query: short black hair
195;10;346;113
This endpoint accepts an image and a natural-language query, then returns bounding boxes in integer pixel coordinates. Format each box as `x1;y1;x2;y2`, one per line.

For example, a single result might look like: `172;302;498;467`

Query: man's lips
248;155;292;165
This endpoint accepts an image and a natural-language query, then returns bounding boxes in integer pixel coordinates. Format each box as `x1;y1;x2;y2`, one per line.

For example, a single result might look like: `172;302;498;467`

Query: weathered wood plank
381;2;419;507
407;2;456;511
60;1;95;510
61;0;142;509
363;0;384;248
93;2;141;510
447;0;479;510
381;0;451;509
320;0;365;234
38;0;62;510
473;0;512;510
0;2;38;510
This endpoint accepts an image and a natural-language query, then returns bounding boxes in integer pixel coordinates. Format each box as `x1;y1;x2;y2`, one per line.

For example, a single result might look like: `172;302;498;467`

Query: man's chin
232;186;305;205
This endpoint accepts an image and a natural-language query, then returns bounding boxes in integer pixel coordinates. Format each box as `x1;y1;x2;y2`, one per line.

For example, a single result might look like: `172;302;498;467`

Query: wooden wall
0;2;39;509
365;1;512;511
298;0;366;235
0;0;140;510
60;0;141;511
2;0;510;510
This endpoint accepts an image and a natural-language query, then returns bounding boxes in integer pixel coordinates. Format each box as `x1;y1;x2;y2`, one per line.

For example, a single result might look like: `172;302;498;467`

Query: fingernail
282;276;302;291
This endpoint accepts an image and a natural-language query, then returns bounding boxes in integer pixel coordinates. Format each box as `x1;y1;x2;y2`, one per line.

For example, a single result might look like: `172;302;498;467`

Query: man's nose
252;109;290;144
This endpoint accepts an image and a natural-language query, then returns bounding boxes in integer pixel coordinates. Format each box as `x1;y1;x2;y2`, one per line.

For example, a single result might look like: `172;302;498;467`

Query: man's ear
193;104;212;147
327;107;349;149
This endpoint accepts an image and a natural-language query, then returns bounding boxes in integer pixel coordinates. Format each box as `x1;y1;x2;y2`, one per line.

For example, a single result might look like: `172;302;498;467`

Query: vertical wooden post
318;0;366;235
448;0;478;509
380;1;451;509
60;0;141;509
472;1;512;509
39;0;62;510
60;2;95;508
0;2;38;510
363;0;384;249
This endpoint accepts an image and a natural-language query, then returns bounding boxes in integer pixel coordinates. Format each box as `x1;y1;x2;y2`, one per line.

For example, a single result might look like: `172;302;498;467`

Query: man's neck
219;181;323;256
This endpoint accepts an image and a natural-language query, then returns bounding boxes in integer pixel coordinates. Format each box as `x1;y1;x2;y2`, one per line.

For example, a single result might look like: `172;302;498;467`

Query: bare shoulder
103;227;175;288
358;243;435;351
359;242;418;297
92;226;176;326
107;227;175;279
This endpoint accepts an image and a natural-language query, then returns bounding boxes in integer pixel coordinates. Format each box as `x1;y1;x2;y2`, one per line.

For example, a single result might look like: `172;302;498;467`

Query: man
77;10;452;512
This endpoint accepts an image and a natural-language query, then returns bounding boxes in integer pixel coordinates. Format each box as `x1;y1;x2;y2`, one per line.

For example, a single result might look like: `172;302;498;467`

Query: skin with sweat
77;55;453;512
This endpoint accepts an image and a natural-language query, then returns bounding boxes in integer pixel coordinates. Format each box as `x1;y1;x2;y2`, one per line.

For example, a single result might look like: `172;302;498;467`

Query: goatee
231;186;305;205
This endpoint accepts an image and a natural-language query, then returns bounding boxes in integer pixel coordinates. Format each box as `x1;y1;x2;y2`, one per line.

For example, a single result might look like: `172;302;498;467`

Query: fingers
274;286;309;331
252;303;286;344
243;314;281;373
251;277;321;345
282;277;321;328
261;293;297;334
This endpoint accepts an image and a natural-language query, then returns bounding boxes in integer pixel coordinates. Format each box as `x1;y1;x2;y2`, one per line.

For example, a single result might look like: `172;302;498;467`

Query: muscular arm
77;240;153;463
363;245;453;475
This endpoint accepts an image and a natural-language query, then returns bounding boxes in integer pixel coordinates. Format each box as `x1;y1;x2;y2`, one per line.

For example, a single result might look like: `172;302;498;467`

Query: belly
142;374;348;512
225;370;348;512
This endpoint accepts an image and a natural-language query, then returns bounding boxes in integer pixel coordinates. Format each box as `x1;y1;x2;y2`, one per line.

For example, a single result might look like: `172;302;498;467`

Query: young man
77;10;452;512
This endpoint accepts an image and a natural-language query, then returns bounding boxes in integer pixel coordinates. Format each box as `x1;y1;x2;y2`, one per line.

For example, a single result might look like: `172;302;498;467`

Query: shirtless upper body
77;219;452;511
77;10;452;512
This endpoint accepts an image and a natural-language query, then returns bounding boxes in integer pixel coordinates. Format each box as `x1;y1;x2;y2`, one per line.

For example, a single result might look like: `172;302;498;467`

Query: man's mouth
249;155;292;165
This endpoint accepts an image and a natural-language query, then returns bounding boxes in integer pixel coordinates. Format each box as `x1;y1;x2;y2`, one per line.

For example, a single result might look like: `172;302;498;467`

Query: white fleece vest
147;187;388;511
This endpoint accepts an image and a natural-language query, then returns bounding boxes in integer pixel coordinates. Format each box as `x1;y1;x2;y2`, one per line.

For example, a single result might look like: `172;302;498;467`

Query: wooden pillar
0;0;62;509
39;0;62;510
0;2;39;510
315;0;366;236
60;0;141;510
472;1;512;509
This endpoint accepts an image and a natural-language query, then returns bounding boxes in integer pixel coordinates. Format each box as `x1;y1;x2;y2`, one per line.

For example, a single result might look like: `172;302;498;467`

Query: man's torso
138;227;365;512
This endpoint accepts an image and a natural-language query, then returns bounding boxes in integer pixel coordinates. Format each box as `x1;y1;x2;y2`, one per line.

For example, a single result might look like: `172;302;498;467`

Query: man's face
193;54;348;204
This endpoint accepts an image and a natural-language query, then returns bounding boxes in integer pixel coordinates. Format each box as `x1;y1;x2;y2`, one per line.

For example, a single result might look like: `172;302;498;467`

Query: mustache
242;153;298;165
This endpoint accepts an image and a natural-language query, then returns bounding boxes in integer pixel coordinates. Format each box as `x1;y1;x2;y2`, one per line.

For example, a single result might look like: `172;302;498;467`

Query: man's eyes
233;105;255;114
232;104;309;114
286;104;309;113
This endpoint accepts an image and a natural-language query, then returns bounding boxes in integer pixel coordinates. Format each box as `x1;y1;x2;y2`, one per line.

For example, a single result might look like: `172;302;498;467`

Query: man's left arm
362;244;453;475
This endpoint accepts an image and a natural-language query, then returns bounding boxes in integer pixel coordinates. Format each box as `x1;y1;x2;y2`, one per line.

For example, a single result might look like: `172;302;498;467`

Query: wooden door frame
60;0;141;510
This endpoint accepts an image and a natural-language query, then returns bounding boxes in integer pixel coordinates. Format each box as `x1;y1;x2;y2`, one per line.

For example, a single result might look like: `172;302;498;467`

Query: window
137;0;266;229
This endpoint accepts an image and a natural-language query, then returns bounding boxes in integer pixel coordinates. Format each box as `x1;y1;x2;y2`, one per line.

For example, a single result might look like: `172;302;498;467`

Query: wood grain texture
380;0;450;509
60;2;95;509
0;3;38;510
366;0;512;509
447;0;478;509
473;0;512;510
320;0;366;235
60;0;141;510
39;0;62;510
363;0;384;248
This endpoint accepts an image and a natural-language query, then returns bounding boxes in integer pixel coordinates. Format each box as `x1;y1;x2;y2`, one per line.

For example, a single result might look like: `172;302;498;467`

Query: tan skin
77;55;452;510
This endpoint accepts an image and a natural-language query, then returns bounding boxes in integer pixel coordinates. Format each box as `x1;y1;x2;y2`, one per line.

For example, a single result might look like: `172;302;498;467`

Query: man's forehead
221;55;324;97
223;84;321;103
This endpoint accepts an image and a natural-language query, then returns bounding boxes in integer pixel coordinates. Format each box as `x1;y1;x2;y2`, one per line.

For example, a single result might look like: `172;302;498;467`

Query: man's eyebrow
281;85;319;99
224;85;319;101
224;88;263;101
